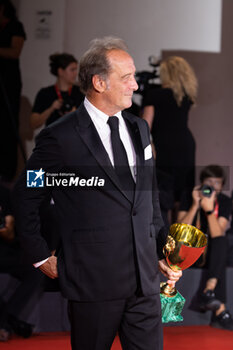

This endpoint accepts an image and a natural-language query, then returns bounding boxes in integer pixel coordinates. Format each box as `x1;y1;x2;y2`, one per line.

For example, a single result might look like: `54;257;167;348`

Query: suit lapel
74;104;131;202
122;112;144;199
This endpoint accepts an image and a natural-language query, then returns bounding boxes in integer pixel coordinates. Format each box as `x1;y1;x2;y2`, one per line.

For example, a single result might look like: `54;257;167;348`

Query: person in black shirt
30;53;84;129
0;184;14;241
226;191;233;267
0;0;26;181
30;54;81;256
178;165;233;330
0;184;45;341
0;183;47;342
142;56;198;208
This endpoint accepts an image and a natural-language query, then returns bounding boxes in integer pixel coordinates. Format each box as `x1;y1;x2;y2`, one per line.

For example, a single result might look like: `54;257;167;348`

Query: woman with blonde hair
142;56;198;214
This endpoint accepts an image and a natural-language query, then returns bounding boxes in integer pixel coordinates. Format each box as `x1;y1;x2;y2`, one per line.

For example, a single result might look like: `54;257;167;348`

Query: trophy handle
163;235;182;270
163;235;176;257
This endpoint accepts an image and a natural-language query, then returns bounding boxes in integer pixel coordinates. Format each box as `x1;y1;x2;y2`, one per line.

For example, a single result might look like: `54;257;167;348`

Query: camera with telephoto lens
135;56;161;95
200;184;214;198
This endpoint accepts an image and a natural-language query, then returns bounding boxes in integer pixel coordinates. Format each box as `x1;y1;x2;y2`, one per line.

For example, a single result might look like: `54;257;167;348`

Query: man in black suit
14;37;182;350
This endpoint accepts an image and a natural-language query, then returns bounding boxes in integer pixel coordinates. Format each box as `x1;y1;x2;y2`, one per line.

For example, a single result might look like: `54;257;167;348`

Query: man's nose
132;77;138;91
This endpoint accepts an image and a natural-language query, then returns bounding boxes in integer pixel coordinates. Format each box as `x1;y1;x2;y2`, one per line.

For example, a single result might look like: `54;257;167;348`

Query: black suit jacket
14;103;166;301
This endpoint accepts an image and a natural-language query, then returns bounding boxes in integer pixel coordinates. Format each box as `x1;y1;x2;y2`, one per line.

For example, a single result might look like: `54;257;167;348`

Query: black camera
200;185;214;198
135;56;161;95
59;96;75;115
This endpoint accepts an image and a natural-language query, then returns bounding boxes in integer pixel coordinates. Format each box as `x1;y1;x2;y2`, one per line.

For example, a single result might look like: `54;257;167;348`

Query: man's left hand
200;190;216;212
158;259;182;287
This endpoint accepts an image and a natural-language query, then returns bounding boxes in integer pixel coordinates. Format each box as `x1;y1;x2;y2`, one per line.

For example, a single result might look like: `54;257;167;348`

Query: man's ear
92;75;107;93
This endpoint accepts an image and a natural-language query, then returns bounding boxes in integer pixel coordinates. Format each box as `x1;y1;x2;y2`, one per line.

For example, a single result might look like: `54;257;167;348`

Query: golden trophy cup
160;223;207;323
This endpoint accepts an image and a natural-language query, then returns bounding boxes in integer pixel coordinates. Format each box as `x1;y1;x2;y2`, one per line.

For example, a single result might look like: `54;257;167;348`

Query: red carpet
164;326;233;350
0;326;233;350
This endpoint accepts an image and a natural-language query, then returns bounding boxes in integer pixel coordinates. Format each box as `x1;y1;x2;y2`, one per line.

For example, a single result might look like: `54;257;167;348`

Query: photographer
30;53;84;129
178;165;233;330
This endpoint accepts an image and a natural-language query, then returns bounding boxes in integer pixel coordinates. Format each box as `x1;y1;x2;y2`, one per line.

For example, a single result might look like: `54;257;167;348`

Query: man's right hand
39;256;58;279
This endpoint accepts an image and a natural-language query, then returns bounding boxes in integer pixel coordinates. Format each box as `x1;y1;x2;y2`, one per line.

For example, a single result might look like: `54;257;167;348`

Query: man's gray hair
78;36;128;94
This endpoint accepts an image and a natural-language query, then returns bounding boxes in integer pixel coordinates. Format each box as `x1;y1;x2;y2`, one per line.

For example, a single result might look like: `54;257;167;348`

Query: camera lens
200;185;214;198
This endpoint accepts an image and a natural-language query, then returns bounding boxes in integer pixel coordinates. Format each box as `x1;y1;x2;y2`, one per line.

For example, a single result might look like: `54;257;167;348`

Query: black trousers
68;293;162;350
206;236;227;303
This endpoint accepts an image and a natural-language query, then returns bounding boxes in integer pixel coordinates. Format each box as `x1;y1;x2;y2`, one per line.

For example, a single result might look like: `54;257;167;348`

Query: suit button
132;210;137;216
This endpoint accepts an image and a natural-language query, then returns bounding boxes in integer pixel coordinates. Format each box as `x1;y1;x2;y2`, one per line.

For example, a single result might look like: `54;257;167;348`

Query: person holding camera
178;165;233;330
30;53;84;129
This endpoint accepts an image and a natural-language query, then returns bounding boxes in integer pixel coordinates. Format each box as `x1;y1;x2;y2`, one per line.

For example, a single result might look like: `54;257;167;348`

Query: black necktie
108;116;135;200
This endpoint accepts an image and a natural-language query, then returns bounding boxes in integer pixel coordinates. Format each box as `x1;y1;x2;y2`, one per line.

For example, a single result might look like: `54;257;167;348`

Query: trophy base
160;283;185;323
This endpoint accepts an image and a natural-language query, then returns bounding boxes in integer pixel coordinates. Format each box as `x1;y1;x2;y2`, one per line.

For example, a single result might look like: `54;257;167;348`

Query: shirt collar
84;97;123;128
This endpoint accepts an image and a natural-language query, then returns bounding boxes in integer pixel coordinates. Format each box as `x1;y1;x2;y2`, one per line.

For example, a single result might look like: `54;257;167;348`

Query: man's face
202;177;223;194
101;50;138;115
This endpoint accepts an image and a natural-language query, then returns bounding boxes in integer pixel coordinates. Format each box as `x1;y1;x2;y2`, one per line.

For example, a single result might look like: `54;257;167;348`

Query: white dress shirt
84;98;137;180
34;97;137;268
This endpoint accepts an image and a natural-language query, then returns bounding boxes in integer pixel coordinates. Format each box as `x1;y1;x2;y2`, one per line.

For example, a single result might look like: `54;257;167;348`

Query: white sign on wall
35;10;52;39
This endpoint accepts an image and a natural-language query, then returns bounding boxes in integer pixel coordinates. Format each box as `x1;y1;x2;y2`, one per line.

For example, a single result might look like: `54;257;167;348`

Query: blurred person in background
30;53;81;255
0;0;26;181
226;191;233;267
0;183;44;341
30;53;84;129
142;56;198;220
178;165;233;330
